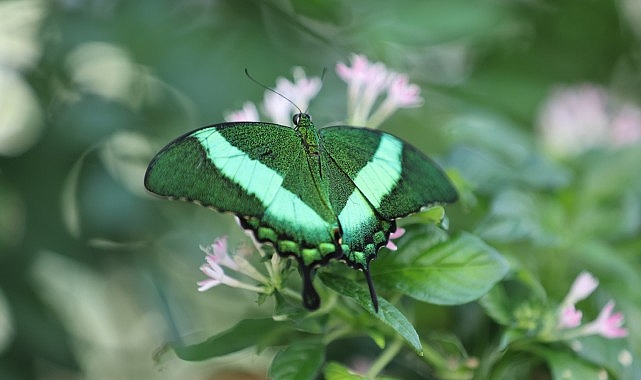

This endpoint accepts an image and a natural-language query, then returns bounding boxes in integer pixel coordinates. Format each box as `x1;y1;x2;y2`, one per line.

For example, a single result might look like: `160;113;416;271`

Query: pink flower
385;227;406;251
537;84;641;156
336;54;422;128
336;54;371;86
557;272;598;329
199;236;239;271
386;74;423;108
563;271;599;306
558;305;583;329
225;101;259;122
197;260;225;291
196;236;266;294
610;104;641;147
554;272;628;340
582;300;628;338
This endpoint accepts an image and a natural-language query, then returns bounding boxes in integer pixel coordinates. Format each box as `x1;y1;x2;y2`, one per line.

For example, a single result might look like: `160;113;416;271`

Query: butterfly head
293;113;312;127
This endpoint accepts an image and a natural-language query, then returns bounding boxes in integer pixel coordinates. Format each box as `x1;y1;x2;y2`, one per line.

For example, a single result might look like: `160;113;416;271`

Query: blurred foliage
1;0;641;379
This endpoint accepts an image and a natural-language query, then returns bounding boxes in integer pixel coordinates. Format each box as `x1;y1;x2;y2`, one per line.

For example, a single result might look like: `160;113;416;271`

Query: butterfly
144;112;457;311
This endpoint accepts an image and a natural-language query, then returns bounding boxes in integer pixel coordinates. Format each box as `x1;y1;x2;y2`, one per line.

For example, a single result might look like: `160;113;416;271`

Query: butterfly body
145;113;457;310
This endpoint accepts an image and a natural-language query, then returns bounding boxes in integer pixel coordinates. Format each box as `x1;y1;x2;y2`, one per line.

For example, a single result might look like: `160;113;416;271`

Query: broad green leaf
170;318;285;361
268;338;325;380
570;336;640;379
324;361;401;380
400;205;445;226
373;232;508;305
480;267;548;327
324;362;365;380
478;284;511;326
318;272;422;354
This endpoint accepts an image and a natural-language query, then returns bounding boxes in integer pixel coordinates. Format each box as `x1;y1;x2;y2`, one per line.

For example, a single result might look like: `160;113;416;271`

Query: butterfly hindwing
320;149;394;269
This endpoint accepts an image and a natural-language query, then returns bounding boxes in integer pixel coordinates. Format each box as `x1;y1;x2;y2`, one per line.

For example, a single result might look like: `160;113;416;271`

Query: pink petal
197;279;221;292
610;104;641;147
583;300;629;339
224;102;259;122
389;227;406;240
558;305;583;328
385;227;406;251
563;271;599;305
200;262;224;280
385;240;398;251
387;74;422;108
213;237;228;257
336;54;370;84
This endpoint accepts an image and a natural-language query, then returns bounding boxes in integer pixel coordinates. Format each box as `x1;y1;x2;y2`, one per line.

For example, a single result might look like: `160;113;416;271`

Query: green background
1;0;640;379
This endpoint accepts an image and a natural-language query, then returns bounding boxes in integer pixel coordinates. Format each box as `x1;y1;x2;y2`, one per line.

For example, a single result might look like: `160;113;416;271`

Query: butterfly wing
320;126;457;217
319;126;457;265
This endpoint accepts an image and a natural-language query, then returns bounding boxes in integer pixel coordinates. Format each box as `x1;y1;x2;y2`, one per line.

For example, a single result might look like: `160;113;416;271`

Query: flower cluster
198;229;406;298
537;84;641;157
225;54;423;130
556;271;628;339
337;54;422;128
197;236;277;296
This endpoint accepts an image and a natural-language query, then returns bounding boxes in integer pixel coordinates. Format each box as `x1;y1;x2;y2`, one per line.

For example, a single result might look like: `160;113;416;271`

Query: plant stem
365;338;403;379
323;325;352;345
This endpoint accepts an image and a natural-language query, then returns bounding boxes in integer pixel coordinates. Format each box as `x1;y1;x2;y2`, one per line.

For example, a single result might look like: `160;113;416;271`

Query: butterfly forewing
145;121;341;262
146;122;294;216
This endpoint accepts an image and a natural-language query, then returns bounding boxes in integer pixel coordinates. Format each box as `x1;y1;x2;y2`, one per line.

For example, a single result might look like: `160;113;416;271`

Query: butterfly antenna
244;68;303;114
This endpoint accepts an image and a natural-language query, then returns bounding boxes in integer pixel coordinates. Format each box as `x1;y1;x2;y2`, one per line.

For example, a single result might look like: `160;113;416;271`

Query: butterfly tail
299;262;321;310
363;268;379;313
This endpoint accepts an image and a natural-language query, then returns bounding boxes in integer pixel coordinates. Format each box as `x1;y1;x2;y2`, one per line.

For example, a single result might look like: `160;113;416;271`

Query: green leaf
268;338;325;380
530;346;605;380
570;336;640;379
170;318;285;361
478;283;512;326
324;362;365;380
373;232;509;305
480;267;548;327
318;272;422;354
400;205;445;226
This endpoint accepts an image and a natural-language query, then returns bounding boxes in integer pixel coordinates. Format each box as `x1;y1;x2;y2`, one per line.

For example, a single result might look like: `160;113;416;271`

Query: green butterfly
145;112;457;311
